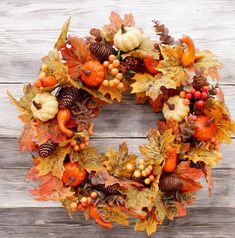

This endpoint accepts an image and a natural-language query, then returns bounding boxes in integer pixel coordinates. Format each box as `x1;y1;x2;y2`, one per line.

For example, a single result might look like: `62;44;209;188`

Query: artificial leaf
203;166;214;195
98;84;123;102
182;147;222;167
37;146;71;179
103;143;137;178
102;206;129;226
204;99;235;144
60;36;94;79
72;147;104;173
193;50;223;80
157;45;190;86
49;187;75;202
131;73;176;101
135;217;158;236
149;94;165;112
139;128;176;166
34;119;67;145
102;11;135;42
54;17;71;50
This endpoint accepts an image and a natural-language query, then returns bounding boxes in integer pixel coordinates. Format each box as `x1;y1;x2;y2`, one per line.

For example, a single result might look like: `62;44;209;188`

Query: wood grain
1;0;235;237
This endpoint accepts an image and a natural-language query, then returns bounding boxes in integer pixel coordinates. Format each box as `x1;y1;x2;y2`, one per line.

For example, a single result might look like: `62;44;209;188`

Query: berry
145;168;151;175
109;55;116;62
111;68;119;76
191;88;196;94
116;73;123;80
102;80;110;87
70;140;77;146
113;78;120;86
79;143;86;150
138;164;145;171
41;64;49;72
201;92;207;99
144;178;151;185
133;170;141;178
202;86;209;93
109;80;115;87
149;175;155;181
73;145;80;151
147;165;153;171
108;64;114;70
180;91;186;98
195;100;205;108
112;59;120;67
81;197;87;203
85;141;89;147
117;82;124;90
87;197;92;205
70;202;77;209
126;163;133;171
141;170;147;177
184;98;190;105
194;91;201;99
139;160;144;165
103;61;109;68
186;93;192;100
90;192;98;199
84;136;90;142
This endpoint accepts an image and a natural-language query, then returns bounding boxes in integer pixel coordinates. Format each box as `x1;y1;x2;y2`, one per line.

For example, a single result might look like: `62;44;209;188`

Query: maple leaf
192;50;223;80
72;147;104;173
157;45;190;86
34;119;67;145
60;36;94;80
98;84;123;102
182;147;222;167
103;143;137;178
42;50;81;88
49;187;75;202
131;73;176;101
54;17;71;50
204;99;235;144
139;128;176;166
102;11;135;43
135;217;158;236
37;146;71;179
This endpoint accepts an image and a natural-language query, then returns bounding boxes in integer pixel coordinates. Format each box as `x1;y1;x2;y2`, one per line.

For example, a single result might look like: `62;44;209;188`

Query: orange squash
80;60;106;87
181;35;196;67
62;162;87;187
34;76;58;88
143;55;159;75
57;109;74;137
163;145;177;173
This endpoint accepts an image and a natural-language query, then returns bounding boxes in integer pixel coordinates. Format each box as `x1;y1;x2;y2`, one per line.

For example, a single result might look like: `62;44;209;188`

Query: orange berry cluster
70;124;94;151
102;55;124;90
132;160;155;185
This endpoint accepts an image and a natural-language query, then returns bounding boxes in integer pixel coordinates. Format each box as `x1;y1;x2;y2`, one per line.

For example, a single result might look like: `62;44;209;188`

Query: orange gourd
80;60;106;87
193;116;217;141
163;145;177;173
34;76;58;88
181;35;196;67
143;55;159;75
57;109;74;137
62;162;87;187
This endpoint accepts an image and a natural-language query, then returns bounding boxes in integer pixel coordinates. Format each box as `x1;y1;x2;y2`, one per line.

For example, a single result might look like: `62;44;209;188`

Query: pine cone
159;174;182;192
123;56;143;71
57;87;80;109
39;139;57;158
180;116;196;141
94;183;120;195
192;75;209;91
89;42;117;61
190;161;206;169
106;195;125;206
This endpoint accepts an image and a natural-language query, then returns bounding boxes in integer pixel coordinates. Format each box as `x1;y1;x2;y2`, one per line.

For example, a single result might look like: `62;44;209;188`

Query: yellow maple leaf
103;142;137;178
182;147;222;166
193;50;223;80
157;45;190;86
131;73;176;101
37;146;71;179
135;217;158;236
204;99;235;144
82;86;112;103
98;84;123;102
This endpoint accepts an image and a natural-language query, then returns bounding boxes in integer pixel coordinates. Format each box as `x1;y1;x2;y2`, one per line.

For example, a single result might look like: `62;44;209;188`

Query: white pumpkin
31;92;58;121
114;25;143;52
163;95;190;122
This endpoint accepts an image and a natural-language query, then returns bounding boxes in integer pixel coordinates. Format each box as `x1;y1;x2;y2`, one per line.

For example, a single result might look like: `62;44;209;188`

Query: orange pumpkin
143;55;159;75
193;116;217;141
163;145;177;173
80;60;106;87
34;76;58;88
62;162;87;187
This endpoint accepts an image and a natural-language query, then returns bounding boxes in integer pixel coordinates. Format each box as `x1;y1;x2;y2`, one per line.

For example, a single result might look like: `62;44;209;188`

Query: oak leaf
98;84;123;102
37;146;71;179
131;73;176;101
103;143;137;178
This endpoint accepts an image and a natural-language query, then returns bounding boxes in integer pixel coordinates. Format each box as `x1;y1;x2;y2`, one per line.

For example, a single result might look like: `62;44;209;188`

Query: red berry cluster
181;86;209;108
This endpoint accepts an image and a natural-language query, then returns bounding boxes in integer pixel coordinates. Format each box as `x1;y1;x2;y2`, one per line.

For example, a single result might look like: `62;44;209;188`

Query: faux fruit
143;55;159;75
62;162;87;187
163;145;177;173
114;25;142;52
34;76;58;88
194;116;217;141
162;95;190;122
57;109;74;137
81;60;106;87
31;92;58;122
181;35;195;67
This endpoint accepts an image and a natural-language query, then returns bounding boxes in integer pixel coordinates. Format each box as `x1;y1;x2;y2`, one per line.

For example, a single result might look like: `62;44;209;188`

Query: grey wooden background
0;0;235;237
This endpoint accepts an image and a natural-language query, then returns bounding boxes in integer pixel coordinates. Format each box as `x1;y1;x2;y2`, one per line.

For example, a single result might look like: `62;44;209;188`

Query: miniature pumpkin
62;162;87;187
162;95;190;122
114;25;143;52
81;60;106;87
193;116;217;141
163;145;177;173
143;55;159;75
181;35;195;67
31;92;58;122
34;76;58;88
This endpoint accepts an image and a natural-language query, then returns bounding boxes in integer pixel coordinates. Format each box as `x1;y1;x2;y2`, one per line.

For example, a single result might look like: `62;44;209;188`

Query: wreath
8;12;235;235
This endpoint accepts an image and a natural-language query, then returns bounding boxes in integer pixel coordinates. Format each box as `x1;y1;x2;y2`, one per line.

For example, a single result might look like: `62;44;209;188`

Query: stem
65;176;76;186
205;117;215;127
121;24;126;34
82;69;92;76
165;101;175;110
32;100;42;110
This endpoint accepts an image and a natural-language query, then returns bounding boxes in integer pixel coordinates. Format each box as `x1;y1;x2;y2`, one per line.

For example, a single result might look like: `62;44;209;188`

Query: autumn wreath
8;12;235;235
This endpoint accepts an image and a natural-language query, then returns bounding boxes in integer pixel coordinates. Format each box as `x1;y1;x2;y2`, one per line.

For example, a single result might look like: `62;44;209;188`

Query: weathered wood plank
0;207;234;238
0;0;235;84
1;84;235;137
